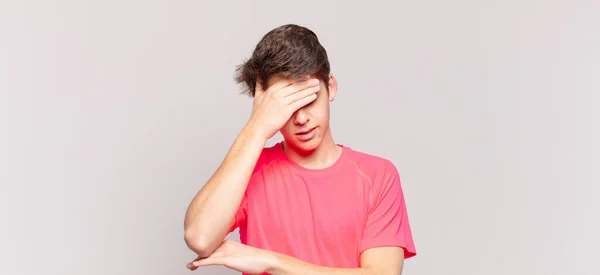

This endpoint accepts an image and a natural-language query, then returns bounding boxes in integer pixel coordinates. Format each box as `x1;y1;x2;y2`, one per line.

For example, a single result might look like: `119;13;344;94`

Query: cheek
279;121;295;135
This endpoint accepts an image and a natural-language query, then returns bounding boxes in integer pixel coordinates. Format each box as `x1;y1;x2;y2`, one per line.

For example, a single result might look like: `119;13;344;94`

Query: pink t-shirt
230;142;416;271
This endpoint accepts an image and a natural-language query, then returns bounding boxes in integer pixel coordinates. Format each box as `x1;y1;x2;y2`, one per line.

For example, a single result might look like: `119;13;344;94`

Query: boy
184;24;416;275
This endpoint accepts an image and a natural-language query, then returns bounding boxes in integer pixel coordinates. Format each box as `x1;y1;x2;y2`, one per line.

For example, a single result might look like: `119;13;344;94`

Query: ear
327;73;338;102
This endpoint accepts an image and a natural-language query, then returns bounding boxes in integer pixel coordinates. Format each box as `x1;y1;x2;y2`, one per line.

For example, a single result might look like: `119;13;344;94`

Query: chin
287;137;321;153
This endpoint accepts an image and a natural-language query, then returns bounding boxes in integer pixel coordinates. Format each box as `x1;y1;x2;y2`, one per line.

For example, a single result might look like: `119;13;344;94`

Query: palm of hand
187;240;275;275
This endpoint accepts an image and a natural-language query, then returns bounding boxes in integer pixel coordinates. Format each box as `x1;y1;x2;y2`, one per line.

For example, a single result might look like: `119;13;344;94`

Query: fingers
284;84;320;105
186;262;198;270
255;78;292;96
186;261;197;270
258;77;320;97
186;256;202;270
267;78;296;91
289;93;318;112
280;78;320;96
187;257;220;270
186;240;229;270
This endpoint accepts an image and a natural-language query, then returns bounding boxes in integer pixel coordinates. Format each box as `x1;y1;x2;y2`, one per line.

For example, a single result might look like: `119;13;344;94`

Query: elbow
184;228;215;258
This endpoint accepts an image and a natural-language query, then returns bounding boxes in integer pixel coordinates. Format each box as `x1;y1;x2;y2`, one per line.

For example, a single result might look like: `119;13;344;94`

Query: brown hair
235;24;331;97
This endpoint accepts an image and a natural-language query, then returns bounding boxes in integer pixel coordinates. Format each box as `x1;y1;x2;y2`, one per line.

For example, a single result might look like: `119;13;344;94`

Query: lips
296;127;316;135
295;127;317;141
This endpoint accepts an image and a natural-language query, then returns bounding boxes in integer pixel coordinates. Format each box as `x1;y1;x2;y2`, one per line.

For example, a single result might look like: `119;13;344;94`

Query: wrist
242;121;269;143
264;251;284;275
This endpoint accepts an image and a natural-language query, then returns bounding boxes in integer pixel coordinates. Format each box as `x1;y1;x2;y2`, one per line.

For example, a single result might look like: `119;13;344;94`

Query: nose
293;108;309;126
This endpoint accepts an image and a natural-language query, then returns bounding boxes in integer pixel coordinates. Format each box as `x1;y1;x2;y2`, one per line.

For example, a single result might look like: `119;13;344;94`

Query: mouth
296;127;316;135
295;127;317;141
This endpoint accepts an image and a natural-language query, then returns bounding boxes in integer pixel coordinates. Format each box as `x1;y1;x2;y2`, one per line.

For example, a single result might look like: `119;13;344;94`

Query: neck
282;128;342;170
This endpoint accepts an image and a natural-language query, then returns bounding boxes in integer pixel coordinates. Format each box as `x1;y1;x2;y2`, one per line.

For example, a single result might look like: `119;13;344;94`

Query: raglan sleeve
359;160;417;259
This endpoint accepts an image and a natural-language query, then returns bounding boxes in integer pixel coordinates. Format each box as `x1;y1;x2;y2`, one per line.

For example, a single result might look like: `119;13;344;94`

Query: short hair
235;24;331;97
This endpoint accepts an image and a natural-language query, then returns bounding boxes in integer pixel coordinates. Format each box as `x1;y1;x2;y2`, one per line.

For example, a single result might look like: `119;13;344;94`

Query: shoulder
251;142;284;175
342;145;404;205
342;145;400;180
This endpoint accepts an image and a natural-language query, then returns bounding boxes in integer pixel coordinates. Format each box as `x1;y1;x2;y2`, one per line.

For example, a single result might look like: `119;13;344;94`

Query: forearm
184;124;266;256
267;253;378;275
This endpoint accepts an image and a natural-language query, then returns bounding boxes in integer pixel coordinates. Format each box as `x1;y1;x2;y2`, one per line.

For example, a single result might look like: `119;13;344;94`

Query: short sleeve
359;161;417;258
228;148;270;233
229;192;248;232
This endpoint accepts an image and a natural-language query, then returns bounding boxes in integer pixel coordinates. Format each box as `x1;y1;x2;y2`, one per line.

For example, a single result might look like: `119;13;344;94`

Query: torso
238;143;388;268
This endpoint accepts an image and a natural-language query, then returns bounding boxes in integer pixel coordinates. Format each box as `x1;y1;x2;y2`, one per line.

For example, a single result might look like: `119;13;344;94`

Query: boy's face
267;73;338;153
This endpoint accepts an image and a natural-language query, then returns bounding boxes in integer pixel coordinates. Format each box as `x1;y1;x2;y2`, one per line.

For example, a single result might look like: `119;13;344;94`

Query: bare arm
188;241;405;275
183;124;266;258
268;247;404;275
183;78;320;258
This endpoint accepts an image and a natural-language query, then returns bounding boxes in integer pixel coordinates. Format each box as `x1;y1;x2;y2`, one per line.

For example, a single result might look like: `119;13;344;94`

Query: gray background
1;0;598;274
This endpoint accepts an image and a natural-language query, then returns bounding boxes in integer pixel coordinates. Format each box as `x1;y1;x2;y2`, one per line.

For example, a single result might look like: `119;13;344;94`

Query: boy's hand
186;240;277;274
247;78;320;140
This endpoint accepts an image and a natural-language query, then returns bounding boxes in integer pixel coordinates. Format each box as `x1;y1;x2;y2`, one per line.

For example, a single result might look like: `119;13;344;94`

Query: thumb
193;256;222;267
